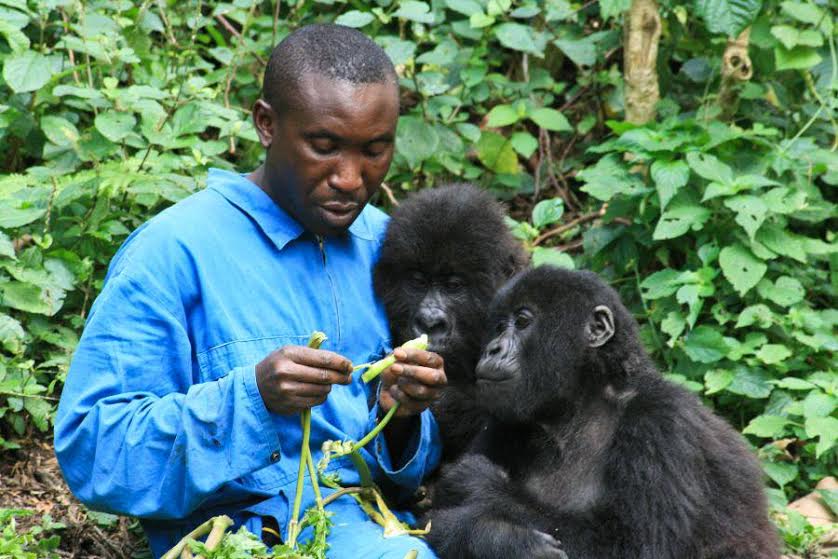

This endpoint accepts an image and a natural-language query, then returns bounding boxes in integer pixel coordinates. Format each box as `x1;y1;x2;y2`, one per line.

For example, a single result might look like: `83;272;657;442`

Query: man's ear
586;305;615;348
252;99;275;148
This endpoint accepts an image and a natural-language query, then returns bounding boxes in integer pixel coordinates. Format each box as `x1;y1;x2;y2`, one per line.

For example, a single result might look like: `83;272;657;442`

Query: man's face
252;73;400;237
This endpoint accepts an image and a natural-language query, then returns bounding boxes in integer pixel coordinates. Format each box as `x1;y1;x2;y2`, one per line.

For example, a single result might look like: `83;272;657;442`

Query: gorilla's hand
380;347;447;417
527;529;567;559
255;345;352;414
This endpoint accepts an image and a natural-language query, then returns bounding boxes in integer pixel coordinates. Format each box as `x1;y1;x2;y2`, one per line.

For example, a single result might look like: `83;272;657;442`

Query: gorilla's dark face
476;267;618;422
374;184;528;385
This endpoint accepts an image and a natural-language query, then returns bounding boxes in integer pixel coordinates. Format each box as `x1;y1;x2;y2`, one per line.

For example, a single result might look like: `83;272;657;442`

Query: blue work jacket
54;168;441;557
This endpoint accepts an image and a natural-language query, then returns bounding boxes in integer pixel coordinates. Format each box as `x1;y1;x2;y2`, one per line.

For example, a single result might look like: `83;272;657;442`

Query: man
55;24;446;559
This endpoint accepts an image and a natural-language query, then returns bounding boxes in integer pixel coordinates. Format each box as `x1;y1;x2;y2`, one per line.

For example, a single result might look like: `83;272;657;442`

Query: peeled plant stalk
360;334;428;383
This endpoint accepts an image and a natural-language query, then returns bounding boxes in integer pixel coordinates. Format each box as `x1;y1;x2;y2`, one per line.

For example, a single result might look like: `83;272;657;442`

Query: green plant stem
353;403;399;452
320;486;364;507
287;407;311;548
360;335;428;383
348;450;375;488
305;441;323;510
160;515;232;559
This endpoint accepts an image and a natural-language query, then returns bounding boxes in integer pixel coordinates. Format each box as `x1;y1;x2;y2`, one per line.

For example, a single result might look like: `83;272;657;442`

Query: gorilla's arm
428;454;566;559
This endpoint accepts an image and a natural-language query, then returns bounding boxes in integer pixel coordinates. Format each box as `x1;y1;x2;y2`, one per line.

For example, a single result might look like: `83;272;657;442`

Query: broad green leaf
805;416;838;458
743;415;789;438
724;195;767;240
770;25;823;49
727;366;773;398
335;10;376;27
470;12;495;27
704;368;734;394
780;1;831;30
772;377;815;390
719;244;766;295
0;232;15;259
394;1;435;23
653;204;712;240
684;325;728;363
0;206;47;229
736;304;773;328
819;490;838;516
494;23;541;55
529;108;572;132
686;152;733;185
599;0;631;19
476;131;519;174
532;198;564;229
510;132;538;158
774;46;822;71
397;116;439;169
695;0;762;37
650;159;689;210
577;155;647;201
0;19;29;52
2;49;52;93
762;461;798;487
802;392;837;419
532;247;574;269
1;281;65;316
485;104;520;127
640;269;683;299
756;227;806;262
94;111;136;143
756;276;805;307
0;313;25;354
41;116;79;147
378;36;417;66
553;37;596;66
755;343;791;365
446;0;482;16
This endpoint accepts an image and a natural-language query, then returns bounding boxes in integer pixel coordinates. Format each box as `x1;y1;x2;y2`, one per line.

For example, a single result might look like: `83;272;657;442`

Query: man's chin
313;207;361;236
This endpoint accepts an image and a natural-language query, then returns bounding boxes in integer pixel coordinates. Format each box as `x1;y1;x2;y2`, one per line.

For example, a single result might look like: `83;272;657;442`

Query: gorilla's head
475;266;644;422
374;183;528;385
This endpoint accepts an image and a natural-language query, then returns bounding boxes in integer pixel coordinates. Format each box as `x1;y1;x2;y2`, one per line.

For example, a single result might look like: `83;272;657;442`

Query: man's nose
329;156;364;192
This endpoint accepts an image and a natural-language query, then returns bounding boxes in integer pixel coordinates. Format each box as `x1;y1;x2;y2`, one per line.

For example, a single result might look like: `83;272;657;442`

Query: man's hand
255;346;352;415
379;347;447;417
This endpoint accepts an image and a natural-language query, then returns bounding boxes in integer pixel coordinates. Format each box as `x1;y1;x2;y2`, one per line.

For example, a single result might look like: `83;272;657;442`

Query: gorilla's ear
586;305;615;348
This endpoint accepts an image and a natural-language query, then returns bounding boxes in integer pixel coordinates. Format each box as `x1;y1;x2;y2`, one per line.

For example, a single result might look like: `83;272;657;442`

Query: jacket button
270;451;280;463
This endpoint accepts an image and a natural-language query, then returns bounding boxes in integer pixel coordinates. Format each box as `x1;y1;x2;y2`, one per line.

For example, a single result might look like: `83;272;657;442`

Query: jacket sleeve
54;270;281;519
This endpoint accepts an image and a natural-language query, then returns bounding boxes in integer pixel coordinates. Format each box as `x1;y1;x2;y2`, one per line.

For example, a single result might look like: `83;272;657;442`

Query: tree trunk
623;0;661;124
718;28;753;121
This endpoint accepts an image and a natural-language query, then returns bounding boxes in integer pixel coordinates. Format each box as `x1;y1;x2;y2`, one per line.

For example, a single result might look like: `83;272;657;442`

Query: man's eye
311;140;337;155
364;141;390;158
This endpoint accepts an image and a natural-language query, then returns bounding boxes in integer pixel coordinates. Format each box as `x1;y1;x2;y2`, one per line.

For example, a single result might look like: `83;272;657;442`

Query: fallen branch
533;205;607;246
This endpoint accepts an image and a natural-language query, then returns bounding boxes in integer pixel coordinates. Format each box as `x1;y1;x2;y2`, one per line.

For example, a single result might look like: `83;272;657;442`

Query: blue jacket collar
207;168;374;251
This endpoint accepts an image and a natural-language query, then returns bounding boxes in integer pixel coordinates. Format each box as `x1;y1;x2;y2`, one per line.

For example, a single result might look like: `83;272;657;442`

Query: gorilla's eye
514;308;533;330
409;271;427;288
444;276;465;292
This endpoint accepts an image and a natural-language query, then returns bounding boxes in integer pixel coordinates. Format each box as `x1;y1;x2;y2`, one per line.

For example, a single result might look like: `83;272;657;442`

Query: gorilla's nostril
415;309;450;336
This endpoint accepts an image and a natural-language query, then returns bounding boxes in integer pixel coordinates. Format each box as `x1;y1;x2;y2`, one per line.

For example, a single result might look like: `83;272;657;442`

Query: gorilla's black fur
373;183;528;459
428;267;779;559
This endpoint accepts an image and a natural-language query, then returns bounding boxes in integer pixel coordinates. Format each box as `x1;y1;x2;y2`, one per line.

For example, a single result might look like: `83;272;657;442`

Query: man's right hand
255;346;353;415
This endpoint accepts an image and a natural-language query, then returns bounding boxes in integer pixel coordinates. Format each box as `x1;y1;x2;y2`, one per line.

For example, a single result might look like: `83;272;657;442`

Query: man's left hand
379;347;447;417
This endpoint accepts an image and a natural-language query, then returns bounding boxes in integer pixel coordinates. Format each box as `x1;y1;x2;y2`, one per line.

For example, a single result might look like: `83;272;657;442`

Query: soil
0;434;149;558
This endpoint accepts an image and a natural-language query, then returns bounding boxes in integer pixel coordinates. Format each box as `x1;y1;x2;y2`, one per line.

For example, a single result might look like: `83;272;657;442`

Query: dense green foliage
0;0;835;555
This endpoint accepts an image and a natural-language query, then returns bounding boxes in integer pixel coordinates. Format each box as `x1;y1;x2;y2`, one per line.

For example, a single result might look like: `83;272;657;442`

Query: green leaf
529;108;572;132
780;1;831;29
485;104;520;127
335;10;376;27
704;368;734;394
577;155;647;202
771;377;814;391
0;231;15;259
0;207;47;229
736;304;773;328
94;111;136;143
724;195;767;241
378;37;417;66
756;227;806;262
686;152;733;184
553;37;597;66
2;49;53;93
598;0;632;19
532;198;564;228
396;116;439;169
41;116;80;147
532;247;574;269
719;244;766;296
470;12;495;27
510;132;538;158
650;159;690;210
446;0;483;16
0;19;30;52
640;269;683;299
743;415;789;438
762;461;798;487
0;313;25;354
1;281;65;316
774;46;822;71
805;416;838;458
727;366;773;398
394;1;435;23
695;0;763;37
653;204;712;240
755;344;791;365
802;392;837;419
684;326;729;363
756;276;805;307
476;131;519;174
494;23;541;55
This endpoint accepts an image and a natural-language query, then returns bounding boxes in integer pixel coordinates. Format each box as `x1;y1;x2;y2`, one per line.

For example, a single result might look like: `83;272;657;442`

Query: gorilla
427;267;779;559
373;183;529;460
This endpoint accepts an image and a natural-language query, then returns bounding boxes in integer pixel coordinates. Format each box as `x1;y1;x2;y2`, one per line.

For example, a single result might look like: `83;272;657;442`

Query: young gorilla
428;267;779;559
373;183;529;461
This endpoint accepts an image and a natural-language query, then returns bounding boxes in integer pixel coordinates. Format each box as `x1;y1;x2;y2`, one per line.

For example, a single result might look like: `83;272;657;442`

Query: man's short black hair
262;23;398;113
